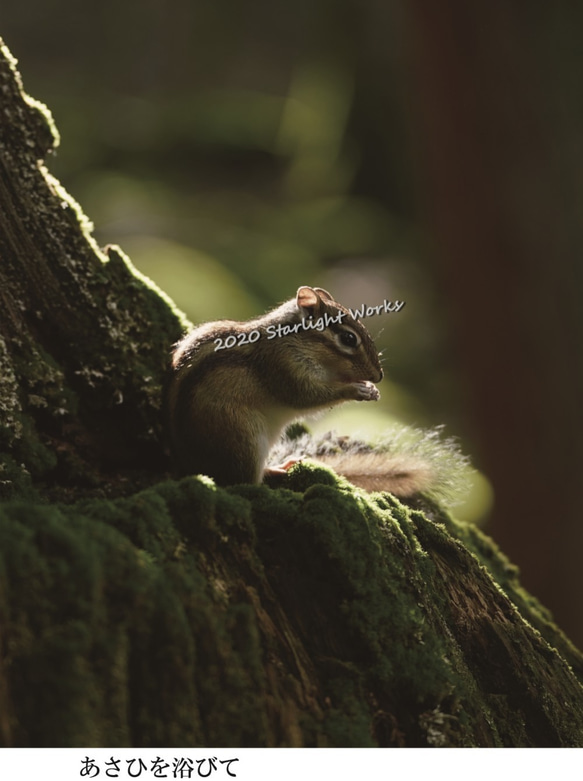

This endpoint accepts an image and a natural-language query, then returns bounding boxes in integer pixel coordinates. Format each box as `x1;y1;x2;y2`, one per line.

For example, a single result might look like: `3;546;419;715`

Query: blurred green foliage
1;0;489;521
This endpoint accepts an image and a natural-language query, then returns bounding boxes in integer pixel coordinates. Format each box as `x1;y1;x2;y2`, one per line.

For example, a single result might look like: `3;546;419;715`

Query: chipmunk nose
375;367;384;383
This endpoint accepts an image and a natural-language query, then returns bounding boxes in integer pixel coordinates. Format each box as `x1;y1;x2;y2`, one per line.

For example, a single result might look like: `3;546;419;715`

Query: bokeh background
3;2;583;645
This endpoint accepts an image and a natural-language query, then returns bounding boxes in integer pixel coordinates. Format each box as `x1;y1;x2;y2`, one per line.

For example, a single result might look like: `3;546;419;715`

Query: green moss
0;482;275;747
104;245;191;335
0;456;36;501
421;501;583;683
290;483;453;697
0;43;195;498
322;677;377;747
0;465;582;747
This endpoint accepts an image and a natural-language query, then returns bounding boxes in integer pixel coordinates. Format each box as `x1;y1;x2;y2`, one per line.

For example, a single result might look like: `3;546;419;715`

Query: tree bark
1;38;583;748
0;43;185;500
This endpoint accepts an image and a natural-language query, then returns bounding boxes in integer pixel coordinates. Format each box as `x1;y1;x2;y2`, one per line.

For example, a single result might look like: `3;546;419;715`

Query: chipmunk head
295;286;383;384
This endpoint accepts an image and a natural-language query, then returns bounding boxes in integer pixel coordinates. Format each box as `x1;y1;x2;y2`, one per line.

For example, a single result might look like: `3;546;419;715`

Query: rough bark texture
0;43;186;500
1;39;583;748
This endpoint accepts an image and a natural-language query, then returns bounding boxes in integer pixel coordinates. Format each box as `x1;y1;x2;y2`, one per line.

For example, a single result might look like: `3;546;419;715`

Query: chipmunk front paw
352;381;381;401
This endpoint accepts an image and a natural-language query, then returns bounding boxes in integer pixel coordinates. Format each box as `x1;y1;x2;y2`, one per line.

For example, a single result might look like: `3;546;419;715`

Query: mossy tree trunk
1;39;583;748
0;42;185;500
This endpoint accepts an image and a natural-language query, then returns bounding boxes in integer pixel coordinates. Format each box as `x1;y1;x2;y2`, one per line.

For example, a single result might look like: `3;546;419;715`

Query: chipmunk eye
338;330;359;348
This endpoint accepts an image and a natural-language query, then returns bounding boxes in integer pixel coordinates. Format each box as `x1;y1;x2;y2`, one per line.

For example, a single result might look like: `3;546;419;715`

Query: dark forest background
3;1;583;646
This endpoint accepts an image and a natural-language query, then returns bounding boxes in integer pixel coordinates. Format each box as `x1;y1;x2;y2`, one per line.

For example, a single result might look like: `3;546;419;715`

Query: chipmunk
167;285;468;500
168;286;382;484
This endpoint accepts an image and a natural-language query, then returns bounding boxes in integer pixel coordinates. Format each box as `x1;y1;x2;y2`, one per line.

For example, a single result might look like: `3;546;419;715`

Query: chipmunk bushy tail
269;424;472;506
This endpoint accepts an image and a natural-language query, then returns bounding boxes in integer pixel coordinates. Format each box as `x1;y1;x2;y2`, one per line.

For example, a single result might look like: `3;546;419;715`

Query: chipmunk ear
296;285;326;315
312;287;334;303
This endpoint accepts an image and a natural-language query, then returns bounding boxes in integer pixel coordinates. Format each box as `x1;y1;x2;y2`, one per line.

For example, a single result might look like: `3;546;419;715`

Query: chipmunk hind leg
172;405;266;486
